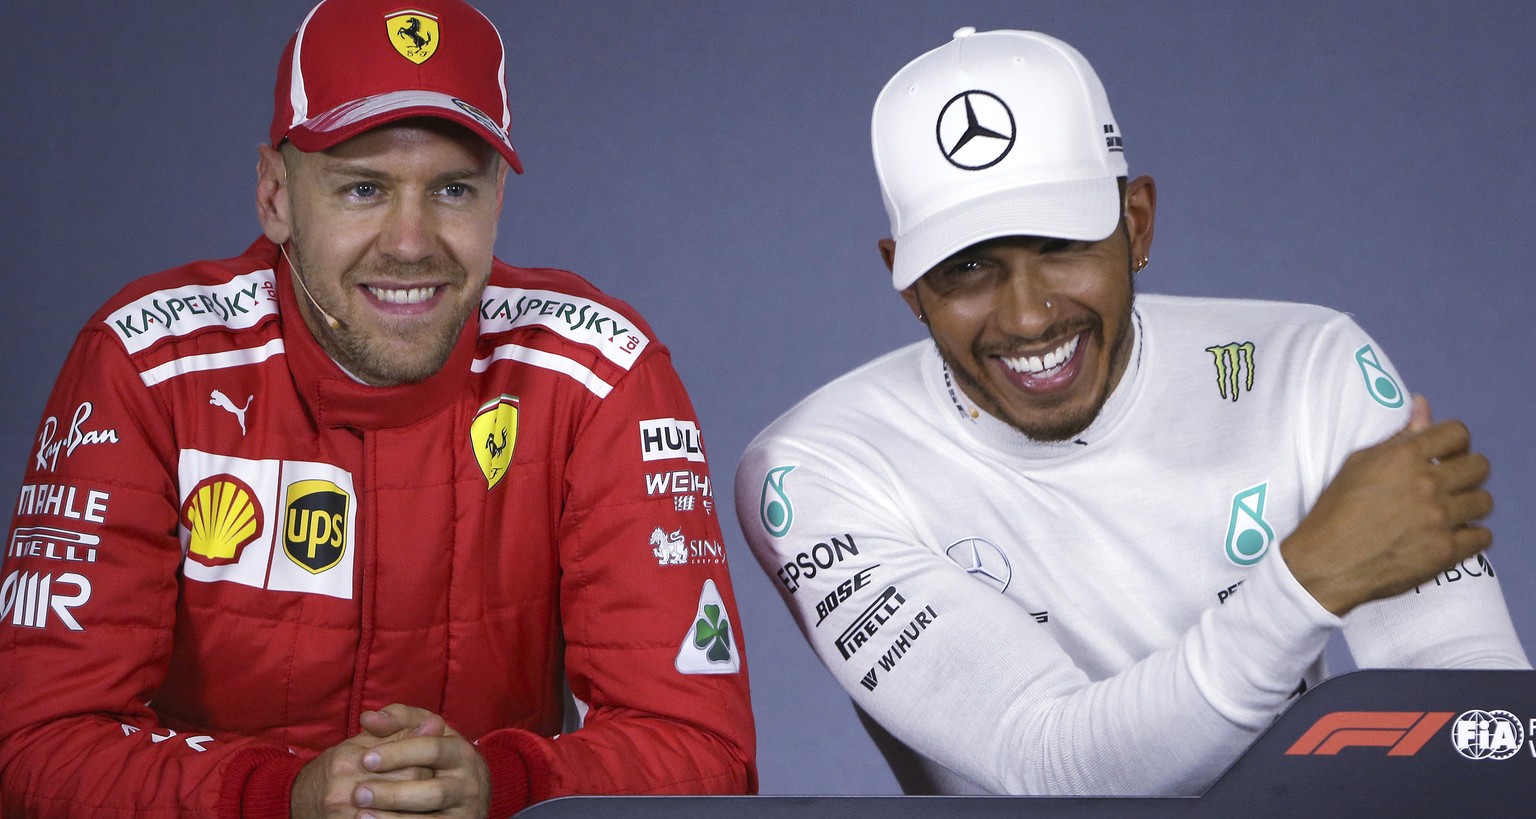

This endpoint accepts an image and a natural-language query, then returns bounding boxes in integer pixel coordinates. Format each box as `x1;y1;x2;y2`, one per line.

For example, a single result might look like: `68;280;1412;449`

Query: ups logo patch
283;479;349;574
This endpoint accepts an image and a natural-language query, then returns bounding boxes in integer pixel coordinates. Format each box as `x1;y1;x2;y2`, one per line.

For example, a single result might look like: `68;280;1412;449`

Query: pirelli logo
1285;711;1454;756
835;585;906;660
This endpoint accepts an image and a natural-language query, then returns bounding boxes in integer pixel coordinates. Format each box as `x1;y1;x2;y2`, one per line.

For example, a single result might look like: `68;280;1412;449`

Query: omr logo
1285;711;1454;756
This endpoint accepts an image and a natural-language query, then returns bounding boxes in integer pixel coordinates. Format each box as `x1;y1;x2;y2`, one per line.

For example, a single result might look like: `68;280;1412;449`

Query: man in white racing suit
735;27;1527;796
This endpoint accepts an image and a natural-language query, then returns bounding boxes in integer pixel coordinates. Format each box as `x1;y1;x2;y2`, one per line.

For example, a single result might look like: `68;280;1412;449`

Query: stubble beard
289;240;476;386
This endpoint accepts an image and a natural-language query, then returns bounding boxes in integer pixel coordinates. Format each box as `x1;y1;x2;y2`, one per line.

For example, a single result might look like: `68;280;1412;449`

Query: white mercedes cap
873;28;1128;290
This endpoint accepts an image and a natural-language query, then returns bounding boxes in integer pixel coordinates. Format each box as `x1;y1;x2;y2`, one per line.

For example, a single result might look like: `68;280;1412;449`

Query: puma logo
210;390;254;436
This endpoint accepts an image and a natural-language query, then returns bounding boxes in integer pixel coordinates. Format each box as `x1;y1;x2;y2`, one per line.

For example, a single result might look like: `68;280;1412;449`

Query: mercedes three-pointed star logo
935;90;1016;171
944;536;1012;593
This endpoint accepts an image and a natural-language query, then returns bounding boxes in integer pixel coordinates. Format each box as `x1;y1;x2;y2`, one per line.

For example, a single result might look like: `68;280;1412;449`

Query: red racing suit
0;238;755;817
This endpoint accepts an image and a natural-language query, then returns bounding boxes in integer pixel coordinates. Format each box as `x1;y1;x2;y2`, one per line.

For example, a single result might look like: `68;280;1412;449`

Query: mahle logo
1206;341;1255;402
1225;482;1274;566
1355;345;1405;409
759;465;796;538
471;395;519;489
283;479;349;574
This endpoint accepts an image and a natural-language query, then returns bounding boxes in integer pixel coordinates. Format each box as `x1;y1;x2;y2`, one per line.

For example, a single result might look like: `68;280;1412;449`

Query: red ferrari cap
270;0;523;172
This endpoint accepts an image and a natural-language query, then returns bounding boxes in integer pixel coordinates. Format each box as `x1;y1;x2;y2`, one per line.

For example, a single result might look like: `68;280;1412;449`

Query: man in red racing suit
0;1;754;816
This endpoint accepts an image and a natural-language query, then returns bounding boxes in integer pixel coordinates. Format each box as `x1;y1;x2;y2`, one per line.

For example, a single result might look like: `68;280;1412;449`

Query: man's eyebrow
315;161;493;184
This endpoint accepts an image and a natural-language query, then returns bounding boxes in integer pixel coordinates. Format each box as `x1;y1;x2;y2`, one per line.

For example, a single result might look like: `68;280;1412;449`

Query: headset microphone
281;243;343;330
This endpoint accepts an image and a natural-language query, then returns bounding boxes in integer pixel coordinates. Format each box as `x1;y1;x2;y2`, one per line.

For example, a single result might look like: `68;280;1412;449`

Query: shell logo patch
471;395;519;489
181;475;263;567
387;11;439;64
283;479;349;575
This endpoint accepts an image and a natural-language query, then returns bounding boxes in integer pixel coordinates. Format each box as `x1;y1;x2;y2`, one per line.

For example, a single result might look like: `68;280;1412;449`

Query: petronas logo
1206;341;1256;401
1355;345;1405;408
759;465;796;538
1225;483;1275;566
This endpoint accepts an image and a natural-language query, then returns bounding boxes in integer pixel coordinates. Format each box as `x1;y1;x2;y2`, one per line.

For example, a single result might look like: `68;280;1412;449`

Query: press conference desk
520;669;1535;817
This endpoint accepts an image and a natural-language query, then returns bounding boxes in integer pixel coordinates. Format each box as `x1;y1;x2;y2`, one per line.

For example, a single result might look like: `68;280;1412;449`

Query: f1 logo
1286;711;1454;756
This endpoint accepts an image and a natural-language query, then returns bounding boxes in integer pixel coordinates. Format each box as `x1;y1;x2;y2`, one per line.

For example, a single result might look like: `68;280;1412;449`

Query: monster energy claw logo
1206;342;1256;402
760;465;796;538
1355;345;1405;408
1225;482;1275;566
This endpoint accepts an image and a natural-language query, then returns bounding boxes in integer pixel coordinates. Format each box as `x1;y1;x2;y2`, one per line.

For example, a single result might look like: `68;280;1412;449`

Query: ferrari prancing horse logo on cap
387;11;440;65
936;90;1016;170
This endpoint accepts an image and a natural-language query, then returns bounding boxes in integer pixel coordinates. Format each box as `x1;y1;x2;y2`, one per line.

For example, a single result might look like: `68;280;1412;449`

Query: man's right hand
1281;395;1495;617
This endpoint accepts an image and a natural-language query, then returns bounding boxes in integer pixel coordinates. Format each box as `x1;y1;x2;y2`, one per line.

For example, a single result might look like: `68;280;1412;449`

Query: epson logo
640;418;705;463
777;534;860;594
835;585;906;660
1;570;92;631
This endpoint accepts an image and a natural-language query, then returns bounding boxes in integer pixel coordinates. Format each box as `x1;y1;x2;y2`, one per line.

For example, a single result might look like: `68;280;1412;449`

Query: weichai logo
1285;711;1454;756
283;479;349;574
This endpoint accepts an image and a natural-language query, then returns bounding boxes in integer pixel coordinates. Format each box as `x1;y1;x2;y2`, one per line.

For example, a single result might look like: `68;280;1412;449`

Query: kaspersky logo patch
181;475;263;567
471;395;519;489
675;579;739;675
759;465;796;538
1225;482;1275;566
387;11;439;64
1355;345;1405;408
283;480;349;574
1206;341;1256;402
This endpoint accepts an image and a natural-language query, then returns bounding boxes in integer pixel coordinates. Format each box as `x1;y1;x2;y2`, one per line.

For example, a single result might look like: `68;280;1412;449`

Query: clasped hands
292;703;490;818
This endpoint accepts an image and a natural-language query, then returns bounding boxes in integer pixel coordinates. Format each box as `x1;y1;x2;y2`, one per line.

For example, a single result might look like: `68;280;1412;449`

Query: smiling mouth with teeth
1000;332;1082;376
366;285;440;306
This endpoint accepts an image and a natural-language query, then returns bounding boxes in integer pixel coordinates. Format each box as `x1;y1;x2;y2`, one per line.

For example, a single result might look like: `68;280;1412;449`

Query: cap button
952;26;977;39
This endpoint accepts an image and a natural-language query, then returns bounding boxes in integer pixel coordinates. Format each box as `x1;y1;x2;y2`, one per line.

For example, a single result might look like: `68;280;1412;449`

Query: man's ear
1125;175;1157;267
878;237;897;274
882;238;927;322
256;144;293;246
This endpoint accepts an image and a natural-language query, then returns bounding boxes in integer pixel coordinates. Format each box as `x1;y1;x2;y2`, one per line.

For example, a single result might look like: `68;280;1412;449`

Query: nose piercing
1044;300;1053;309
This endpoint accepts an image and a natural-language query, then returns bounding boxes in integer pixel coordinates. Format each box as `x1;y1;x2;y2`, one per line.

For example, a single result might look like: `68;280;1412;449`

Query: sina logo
386;11;439;64
1354;345;1404;409
935;90;1015;170
675;579;740;674
209;390;253;436
1225;482;1275;566
759;465;796;538
944;537;1012;593
1205;341;1255;402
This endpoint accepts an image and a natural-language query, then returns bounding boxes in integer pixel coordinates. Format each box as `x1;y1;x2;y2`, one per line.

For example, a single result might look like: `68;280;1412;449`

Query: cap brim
284;90;523;174
890;176;1121;290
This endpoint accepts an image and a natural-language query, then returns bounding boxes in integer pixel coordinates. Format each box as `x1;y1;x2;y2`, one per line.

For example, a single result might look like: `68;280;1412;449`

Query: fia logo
1225;482;1275;566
